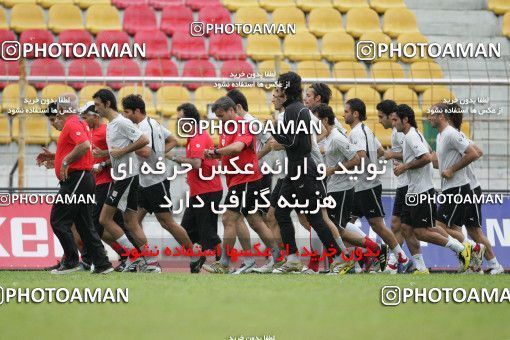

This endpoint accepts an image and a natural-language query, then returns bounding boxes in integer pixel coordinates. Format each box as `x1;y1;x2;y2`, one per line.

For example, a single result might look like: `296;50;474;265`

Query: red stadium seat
0;29;16;44
106;58;142;90
160;5;193;36
96;30;130;52
68;59;103;90
209;33;245;60
182;59;216;90
171;31;207;60
186;0;221;10
58;30;93;58
134;30;170;59
0;60;18;89
220;60;254;78
198;5;231;27
123;5;157;36
30;58;65;90
149;0;186;10
112;0;148;9
145;59;179;90
19;29;54;58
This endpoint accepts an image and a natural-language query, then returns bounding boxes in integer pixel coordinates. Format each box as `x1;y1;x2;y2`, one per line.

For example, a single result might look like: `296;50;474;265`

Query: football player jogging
343;98;412;273
377;99;424;274
391;104;474;272
92;89;155;273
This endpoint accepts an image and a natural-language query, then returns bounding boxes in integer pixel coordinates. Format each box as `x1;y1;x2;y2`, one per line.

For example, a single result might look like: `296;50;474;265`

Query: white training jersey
460;131;480;190
392;127;409;188
324;128;357;193
403;127;434;194
436;125;470;190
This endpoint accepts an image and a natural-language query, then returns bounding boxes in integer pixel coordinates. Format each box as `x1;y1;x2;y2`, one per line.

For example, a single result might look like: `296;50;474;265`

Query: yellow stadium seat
235;6;267;25
488;0;510;15
156;86;190;118
0;116;11;144
330;87;345;117
370;0;405;13
246;35;282;61
297;60;331;79
12;115;50;145
309;8;343;37
461;121;470;139
118;86;157;117
75;0;111;9
503;12;510;38
37;0;73;8
359;32;394;61
373;123;392;147
79;85;109;105
346;7;381;38
2;0;36;7
166;118;186;146
333;0;368;13
194;86;226;116
383;8;419;38
272;7;308;36
0;7;8;29
48;4;84;33
284;32;320;61
383;86;421;117
321;32;355;62
257;60;292;77
332;61;368;92
50;122;60;141
10;4;46;33
2;83;38;112
41;84;76;101
421;86;455;113
297;0;333;12
259;0;296;12
396;32;431;63
224;0;259;11
370;61;405;92
86;4;121;34
409;61;444;93
241;87;271;117
345;85;381;116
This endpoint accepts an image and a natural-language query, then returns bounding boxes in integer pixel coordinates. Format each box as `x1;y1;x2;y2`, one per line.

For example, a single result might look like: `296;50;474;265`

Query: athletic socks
412;254;427;271
287;254;299;262
346;222;366;238
391;244;409;264
219;247;230;267
445;235;465;253
336;237;348;254
487;257;501;269
362;236;379;254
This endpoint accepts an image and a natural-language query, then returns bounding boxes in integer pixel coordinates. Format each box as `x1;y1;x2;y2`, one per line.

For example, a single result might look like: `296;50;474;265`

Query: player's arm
111;135;149;159
171;156;201;170
216;141;246;157
430;152;439;169
471;142;484;159
330;153;361;174
443;144;478;178
377;146;385;158
395;153;431;176
257;137;284;159
165;134;178;153
61;140;92;180
384;149;402;160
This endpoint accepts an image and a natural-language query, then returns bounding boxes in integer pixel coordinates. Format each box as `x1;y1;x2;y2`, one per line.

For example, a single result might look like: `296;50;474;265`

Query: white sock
346;222;366;238
413;254;427;271
388;252;397;265
487;257;500;268
336;237;348;253
310;228;323;254
463;235;476;247
445;235;464;253
116;234;133;249
391;244;408;263
287;254;299;262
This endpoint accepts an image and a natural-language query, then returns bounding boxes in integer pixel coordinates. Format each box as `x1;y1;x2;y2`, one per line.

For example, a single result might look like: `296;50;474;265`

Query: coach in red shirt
49;94;112;274
170;103;223;273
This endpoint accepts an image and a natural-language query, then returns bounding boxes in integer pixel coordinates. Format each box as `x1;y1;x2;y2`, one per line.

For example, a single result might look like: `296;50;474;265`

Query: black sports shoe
51;261;80;275
378;244;389;272
44;261;61;271
114;257;137;272
92;264;114;274
79;261;92;271
190;256;206;273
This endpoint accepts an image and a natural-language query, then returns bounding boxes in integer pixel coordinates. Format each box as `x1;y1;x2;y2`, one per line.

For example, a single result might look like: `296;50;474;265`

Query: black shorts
327;189;354;229
105;175;139;212
225;180;267;216
351;184;385;220
401;188;437;228
258;174;272;214
436;184;471;227
138;179;172;214
392;185;408;217
270;178;284;208
463;186;482;228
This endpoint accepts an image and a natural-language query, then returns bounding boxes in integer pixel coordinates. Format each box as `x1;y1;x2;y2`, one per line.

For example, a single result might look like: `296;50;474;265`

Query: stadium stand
223;0;259;11
145;59;179;91
30;58;65;90
321;32;356;62
85;4;122;34
258;0;296;12
10;3;46;33
370;0;406;13
332;61;368;92
48;4;84;33
171;31;207;60
209;33;245;60
370;61;406;92
182;59;216;90
157;86;190;118
95;30;130;50
123;4;157;35
346;7;381;38
220;60;254;78
160;5;193;36
272;7;308;36
134;30;170;59
68;59;102;90
19;29;54;58
283;32;320;61
382;7;420;38
296;0;333;12
308;7;344;37
246;34;282;61
106;58;142;90
333;0;369;13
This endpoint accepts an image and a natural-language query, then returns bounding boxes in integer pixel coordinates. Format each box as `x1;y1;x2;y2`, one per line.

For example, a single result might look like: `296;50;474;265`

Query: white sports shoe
139;260;162;273
488;264;504;275
122;257;142;272
232;261;256;274
301;266;319;275
470;244;486;272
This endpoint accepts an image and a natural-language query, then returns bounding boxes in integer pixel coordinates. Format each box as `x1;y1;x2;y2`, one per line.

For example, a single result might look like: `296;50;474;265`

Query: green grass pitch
0;272;508;340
